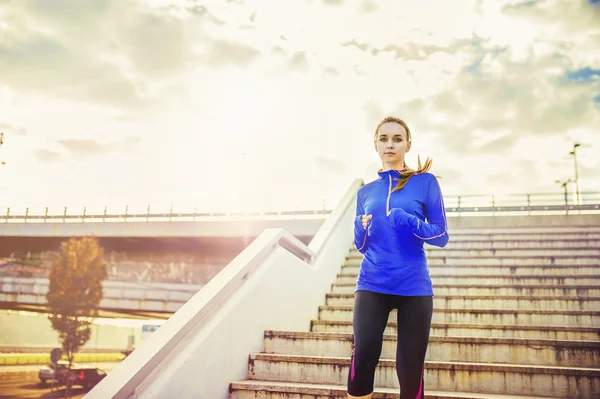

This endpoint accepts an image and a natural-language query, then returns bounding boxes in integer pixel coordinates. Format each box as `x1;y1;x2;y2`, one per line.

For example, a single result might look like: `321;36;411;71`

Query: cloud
322;0;344;6
35;149;62;163
314;156;347;176
0;0;261;111
204;40;262;67
289;52;310;71
57;139;113;158
0;123;28;135
358;0;379;14
53;136;141;159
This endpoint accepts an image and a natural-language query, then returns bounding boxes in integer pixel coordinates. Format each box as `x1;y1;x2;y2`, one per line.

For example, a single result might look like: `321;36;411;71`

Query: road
0;362;119;399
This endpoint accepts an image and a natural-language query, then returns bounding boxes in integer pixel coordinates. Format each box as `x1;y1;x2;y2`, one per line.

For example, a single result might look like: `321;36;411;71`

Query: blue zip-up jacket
353;170;449;296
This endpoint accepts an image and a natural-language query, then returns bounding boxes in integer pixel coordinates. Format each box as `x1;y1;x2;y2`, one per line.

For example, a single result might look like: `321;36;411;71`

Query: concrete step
445;226;600;235
335;274;600;286
230;379;558;399
324;293;600;311
331;283;600;297
247;353;600;398
310;320;600;341
341;264;600;276
318;306;600;327
425;249;600;257
440;233;600;242
264;330;600;367
345;256;600;266
427;239;600;249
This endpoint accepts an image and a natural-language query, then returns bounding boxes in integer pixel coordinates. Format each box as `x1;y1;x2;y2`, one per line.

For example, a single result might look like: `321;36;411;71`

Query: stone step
264;331;600;368
318;306;600;327
340;264;600;276
230;379;558;399
330;283;600;297
324;293;600;311
426;249;600;257
335;274;600;286
426;239;600;249
345;256;600;266
247;353;600;398
445;227;600;235
309;320;600;341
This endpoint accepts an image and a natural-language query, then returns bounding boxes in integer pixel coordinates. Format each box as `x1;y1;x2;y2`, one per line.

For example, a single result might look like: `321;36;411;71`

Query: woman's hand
388;208;412;228
361;214;372;229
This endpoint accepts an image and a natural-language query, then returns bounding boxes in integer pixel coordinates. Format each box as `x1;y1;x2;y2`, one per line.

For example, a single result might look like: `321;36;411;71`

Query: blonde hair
374;116;433;192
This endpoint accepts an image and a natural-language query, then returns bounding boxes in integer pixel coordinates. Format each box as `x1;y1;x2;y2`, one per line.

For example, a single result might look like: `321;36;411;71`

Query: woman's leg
347;290;391;399
394;296;433;399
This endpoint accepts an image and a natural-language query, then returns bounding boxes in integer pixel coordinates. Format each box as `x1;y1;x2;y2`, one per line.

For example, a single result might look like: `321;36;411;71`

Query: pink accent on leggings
415;366;424;399
350;339;356;380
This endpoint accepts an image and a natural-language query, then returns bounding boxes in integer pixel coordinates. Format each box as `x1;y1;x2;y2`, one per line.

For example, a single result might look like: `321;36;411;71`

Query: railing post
169;205;173;222
44;207;48;223
491;195;495;216
564;186;569;215
527;194;531;216
83;206;87;223
25;207;29;223
147;205;150;222
63;207;67;223
103;206;107;222
457;196;461;216
5;207;9;223
124;205;128;222
193;206;196;222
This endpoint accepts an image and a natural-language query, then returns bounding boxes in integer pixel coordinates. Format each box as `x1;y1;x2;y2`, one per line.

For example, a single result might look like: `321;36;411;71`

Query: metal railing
2;191;600;223
445;191;600;215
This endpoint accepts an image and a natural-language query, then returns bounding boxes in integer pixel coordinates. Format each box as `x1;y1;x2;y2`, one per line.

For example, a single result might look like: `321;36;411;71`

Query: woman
347;116;449;399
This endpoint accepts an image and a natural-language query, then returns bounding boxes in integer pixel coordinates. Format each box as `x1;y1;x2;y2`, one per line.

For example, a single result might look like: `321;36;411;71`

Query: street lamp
555;178;573;214
569;143;581;205
0;132;5;166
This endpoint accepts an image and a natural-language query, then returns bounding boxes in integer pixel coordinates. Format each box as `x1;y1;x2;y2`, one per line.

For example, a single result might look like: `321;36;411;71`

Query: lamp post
0;132;5;166
569;143;581;205
555;178;572;214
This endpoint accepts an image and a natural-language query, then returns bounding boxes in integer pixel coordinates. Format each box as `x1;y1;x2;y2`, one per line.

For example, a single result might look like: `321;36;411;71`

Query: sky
0;0;599;216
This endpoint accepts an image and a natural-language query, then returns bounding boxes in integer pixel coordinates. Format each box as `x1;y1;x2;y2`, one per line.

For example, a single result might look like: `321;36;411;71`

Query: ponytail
391;155;433;192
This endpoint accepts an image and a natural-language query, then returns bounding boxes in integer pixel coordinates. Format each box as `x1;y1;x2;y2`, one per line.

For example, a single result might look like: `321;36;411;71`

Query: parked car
38;360;75;384
57;366;108;389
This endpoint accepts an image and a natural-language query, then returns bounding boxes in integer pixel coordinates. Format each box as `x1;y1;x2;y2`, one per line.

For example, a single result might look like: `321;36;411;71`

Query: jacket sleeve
388;174;449;247
413;174;449;247
353;190;368;254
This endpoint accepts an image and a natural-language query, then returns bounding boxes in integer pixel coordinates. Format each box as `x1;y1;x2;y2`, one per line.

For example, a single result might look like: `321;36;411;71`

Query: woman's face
375;122;411;166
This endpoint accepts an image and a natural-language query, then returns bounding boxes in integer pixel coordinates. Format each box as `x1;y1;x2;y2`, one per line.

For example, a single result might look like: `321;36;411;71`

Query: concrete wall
0;311;145;351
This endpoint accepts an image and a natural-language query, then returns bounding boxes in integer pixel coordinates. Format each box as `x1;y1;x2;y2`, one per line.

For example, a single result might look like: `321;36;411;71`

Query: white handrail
85;178;362;399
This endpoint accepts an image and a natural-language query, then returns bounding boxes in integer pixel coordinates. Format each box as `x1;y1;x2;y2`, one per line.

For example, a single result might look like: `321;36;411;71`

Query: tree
46;236;108;375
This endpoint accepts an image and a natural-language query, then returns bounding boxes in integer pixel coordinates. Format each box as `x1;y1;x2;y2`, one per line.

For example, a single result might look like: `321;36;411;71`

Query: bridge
2;188;600;319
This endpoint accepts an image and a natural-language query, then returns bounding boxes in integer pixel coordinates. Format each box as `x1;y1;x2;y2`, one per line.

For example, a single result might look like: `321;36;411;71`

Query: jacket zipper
386;174;392;216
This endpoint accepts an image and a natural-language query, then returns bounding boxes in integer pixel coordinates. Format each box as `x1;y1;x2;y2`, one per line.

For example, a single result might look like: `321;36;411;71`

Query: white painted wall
136;208;354;398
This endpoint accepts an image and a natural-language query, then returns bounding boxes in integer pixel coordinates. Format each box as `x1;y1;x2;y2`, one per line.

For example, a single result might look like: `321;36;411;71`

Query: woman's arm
353;190;368;253
388;174;449;247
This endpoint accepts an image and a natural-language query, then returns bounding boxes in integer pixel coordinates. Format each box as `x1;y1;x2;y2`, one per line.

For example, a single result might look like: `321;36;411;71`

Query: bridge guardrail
3;191;600;223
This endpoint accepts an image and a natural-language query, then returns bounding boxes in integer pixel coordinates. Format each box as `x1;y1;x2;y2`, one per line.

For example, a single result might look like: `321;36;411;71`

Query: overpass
2;186;600;318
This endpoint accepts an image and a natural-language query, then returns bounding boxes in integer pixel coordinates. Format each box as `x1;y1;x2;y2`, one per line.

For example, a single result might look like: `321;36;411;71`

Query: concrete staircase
229;226;600;398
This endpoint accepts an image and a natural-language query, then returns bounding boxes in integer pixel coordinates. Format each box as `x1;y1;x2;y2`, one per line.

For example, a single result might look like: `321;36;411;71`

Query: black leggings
347;290;433;398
